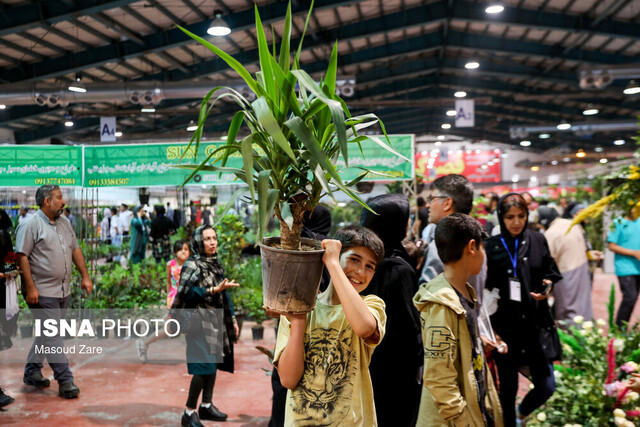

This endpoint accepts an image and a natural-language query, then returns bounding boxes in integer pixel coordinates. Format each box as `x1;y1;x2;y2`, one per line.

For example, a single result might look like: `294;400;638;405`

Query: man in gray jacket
16;185;93;399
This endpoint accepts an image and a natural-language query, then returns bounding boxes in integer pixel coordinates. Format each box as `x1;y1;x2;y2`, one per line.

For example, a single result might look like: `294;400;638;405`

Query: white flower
597;328;605;335
536;412;547;422
614;417;627;426
554;370;563;379
597;318;606;326
573;315;584;324
579;329;588;336
627;391;639;401
613;408;626;418
624;420;635;427
582;320;594;329
613;338;625;352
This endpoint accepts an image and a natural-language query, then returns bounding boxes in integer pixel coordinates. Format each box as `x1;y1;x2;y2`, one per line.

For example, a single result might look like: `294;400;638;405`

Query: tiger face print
291;327;356;426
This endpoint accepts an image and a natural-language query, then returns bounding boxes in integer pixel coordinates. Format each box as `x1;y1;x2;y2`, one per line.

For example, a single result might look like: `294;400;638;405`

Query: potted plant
210;187;218;206
178;1;406;313
246;289;269;341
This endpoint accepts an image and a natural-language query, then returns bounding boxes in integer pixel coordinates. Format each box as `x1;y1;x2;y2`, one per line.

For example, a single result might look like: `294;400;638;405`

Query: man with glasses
419;174;480;292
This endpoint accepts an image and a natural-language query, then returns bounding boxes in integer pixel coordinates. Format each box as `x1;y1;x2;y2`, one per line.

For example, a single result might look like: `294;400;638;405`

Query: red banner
416;148;502;183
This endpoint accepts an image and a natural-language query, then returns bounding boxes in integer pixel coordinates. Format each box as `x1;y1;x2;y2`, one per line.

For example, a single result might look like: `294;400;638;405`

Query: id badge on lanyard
500;237;521;303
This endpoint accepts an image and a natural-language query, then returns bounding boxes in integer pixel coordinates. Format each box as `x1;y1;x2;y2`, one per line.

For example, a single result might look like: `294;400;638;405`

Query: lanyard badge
500;237;521;302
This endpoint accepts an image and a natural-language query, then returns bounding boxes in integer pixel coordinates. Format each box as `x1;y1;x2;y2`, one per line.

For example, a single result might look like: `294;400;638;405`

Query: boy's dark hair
431;174;473;214
333;225;384;265
435;213;487;264
173;239;188;254
417;196;426;208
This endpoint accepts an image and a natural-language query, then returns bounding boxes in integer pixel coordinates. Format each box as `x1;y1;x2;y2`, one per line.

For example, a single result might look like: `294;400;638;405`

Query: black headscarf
301;204;332;241
536;206;559;229
495;192;529;252
360;193;410;259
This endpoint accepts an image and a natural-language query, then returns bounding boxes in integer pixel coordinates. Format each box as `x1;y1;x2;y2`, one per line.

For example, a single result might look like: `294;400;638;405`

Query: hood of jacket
413;274;476;316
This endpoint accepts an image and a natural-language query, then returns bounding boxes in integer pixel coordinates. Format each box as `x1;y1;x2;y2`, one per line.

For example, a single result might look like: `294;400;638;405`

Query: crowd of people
0;180;639;427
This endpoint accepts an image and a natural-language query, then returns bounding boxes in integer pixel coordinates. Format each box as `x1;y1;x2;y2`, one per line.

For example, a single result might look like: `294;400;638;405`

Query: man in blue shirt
607;211;640;329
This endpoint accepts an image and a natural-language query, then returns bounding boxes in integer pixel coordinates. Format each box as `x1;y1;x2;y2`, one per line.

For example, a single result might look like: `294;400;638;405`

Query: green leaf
254;5;276;100
252;96;296;161
256;171;278;243
366;135;411;162
278;2;292;73
240;134;256;200
176;25;264;98
213;188;247;226
294;0;315;67
220;110;245;167
325;41;338;96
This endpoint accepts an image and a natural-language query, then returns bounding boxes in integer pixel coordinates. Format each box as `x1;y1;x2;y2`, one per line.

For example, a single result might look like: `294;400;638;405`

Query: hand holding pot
321;239;342;265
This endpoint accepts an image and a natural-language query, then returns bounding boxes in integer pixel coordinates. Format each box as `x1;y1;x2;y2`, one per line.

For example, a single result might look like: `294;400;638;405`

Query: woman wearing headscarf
0;210;16;408
150;204;176;263
100;207;112;243
171;226;240;427
536;206;593;324
485;194;562;427
360;193;423;427
129;206;150;264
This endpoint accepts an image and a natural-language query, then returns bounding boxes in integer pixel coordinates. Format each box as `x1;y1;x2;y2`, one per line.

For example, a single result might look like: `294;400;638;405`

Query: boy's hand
321;239;342;265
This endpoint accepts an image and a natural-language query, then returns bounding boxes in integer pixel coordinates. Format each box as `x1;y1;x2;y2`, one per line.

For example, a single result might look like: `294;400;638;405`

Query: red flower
3;251;17;265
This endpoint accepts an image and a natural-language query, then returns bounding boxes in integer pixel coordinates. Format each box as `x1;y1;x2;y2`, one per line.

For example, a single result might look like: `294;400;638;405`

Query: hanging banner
84;135;414;187
416;148;501;183
455;99;474;128
0;145;83;187
336;134;414;182
99;117;116;142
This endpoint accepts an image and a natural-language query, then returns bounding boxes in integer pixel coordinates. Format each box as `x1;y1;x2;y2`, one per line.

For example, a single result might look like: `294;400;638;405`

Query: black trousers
616;275;640;328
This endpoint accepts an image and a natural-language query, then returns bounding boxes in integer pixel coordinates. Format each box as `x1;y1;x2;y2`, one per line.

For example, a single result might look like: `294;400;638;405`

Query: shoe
181;411;205;427
136;339;148;362
199;403;228;421
23;372;50;388
0;388;14;408
58;382;79;399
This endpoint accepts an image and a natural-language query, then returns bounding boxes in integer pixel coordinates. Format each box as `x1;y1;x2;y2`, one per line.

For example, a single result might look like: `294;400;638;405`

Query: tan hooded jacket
413;274;503;426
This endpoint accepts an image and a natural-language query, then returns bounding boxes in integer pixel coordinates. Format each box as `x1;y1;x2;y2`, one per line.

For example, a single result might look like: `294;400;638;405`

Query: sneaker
181;411;205;427
58;382;79;399
136;339;148;362
0;388;14;408
23;372;50;388
199;403;227;421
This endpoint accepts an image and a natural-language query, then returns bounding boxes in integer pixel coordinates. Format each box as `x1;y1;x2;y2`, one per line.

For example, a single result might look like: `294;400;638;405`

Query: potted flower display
177;1;406;313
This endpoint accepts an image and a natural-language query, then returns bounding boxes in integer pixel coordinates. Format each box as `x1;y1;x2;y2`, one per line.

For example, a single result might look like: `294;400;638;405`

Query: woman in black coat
361;194;423;427
485;193;562;427
0;210;16;408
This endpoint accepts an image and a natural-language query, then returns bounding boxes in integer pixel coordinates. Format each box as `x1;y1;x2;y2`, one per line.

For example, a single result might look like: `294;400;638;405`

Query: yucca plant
178;1;405;250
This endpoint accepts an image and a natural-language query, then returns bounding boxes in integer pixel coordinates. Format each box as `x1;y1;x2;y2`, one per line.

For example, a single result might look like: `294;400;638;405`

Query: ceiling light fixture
68;73;86;93
594;147;603;152
186;120;198;132
437;135;445;140
599;158;608;164
530;166;540;172
582;108;599;116
614;139;625;145
446;110;456;116
207;10;231;36
539;133;551;139
454;91;467;98
563;157;571;162
485;3;504;14
115;131;122;137
64;120;74;127
465;61;479;70
141;107;156;113
519;140;531;147
623;80;640;95
0;104;6;109
441;123;451;129
551;160;558;165
576;149;586;158
557;121;571;130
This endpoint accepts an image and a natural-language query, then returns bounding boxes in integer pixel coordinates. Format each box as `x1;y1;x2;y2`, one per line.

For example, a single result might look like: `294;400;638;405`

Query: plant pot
251;325;264;341
139;194;150;205
209;196;217;205
260;237;325;314
20;325;33;338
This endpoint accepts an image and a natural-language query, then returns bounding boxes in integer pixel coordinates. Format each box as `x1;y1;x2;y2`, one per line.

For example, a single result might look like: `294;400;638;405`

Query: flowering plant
3;251;18;273
528;285;640;426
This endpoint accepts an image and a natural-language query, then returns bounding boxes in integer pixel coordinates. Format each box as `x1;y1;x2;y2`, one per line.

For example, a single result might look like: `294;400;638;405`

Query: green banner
337;134;414;182
0;146;82;187
84;142;239;187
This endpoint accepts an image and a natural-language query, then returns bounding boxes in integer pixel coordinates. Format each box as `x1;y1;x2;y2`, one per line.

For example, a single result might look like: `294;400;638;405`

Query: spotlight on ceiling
115;131;123;137
186;120;198;132
207;10;231;36
623;81;640;95
446;110;456;116
441;123;451;129
485;3;504;14
141;107;156;113
519;140;531;147
68;73;86;93
599;158;608;164
613;139;625;145
582;108;599;116
557;121;571;130
465;61;479;70
576;149;586;158
454;91;467;98
539;133;551;139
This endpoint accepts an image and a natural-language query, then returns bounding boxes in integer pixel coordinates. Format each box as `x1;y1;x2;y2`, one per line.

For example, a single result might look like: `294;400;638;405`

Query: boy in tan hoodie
413;213;503;426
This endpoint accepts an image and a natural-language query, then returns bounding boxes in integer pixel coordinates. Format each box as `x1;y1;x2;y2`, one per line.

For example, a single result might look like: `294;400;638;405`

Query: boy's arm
609;242;640;261
275;315;307;390
422;304;473;424
323;240;378;340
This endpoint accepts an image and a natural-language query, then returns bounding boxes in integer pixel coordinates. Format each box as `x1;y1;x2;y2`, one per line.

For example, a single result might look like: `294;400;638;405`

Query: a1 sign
455;100;474;128
100;117;117;142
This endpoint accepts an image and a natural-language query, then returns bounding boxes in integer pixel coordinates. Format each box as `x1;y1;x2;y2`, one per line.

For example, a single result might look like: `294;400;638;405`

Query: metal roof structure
0;0;639;154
